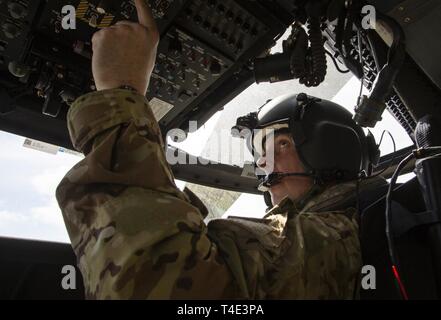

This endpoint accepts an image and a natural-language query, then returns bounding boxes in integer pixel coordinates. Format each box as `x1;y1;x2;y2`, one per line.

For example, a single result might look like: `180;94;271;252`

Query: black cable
273;30;286;43
325;49;350;73
416;146;441;156
300;17;327;87
368;130;397;179
355;175;361;214
377;129;387;147
369;12;406;103
357;28;365;105
385;152;414;300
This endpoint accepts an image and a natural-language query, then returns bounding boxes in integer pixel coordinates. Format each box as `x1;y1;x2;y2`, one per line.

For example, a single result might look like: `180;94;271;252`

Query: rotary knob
184;8;193;18
236;41;244;52
8;2;28;19
234;17;243;26
202;20;211;30
165;63;175;74
208;0;216;8
168;37;182;55
2;22;20;39
167;85;175;95
217;4;225;14
0;41;6;52
193;15;202;25
8;60;30;78
242;22;250;33
251;27;259;37
226;10;234;21
209;60;222;76
179;91;192;101
188;50;197;62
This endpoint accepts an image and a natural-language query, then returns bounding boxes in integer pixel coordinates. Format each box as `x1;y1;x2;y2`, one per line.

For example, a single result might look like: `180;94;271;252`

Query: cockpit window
0;31;415;238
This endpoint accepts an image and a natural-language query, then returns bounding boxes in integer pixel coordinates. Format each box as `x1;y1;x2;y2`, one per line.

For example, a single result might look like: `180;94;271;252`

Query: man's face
256;132;313;205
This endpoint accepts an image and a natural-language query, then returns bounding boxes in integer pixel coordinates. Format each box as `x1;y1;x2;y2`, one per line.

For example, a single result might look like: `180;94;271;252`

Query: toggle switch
97;0;114;14
89;14;99;28
210;60;221;76
179;91;192;101
168;37;182;55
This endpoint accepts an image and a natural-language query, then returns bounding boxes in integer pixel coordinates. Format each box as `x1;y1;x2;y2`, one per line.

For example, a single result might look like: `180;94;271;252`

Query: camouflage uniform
56;89;384;299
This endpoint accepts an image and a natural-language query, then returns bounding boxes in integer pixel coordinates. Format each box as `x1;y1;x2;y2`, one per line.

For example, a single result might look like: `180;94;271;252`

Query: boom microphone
258;172;315;191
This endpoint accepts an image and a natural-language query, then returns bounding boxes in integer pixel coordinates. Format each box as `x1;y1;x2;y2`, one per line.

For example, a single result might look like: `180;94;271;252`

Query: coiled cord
300;18;327;87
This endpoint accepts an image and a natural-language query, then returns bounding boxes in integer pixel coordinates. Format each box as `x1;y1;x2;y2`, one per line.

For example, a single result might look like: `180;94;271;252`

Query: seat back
0;237;85;299
359;177;439;299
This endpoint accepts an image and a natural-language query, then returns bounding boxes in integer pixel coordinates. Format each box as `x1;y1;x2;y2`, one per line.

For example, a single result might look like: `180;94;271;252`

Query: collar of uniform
263;176;387;217
263;183;324;218
302;176;388;212
292;183;325;212
263;197;292;219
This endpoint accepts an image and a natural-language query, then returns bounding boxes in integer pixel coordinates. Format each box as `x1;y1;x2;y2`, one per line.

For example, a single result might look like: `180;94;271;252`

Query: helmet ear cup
299;121;362;180
288;96;370;182
289;111;307;146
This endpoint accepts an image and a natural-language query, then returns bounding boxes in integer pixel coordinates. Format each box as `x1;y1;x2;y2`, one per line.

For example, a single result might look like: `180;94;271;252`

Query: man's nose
256;154;266;169
256;153;275;174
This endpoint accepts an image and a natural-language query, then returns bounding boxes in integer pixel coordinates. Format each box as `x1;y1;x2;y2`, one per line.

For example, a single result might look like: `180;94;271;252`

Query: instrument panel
0;0;289;147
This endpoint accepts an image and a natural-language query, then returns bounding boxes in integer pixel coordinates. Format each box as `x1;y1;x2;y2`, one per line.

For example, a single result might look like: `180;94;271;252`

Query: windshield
0;31;415;242
0;131;81;243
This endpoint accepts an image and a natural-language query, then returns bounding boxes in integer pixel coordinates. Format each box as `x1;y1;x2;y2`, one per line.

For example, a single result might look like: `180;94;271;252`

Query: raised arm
56;0;241;299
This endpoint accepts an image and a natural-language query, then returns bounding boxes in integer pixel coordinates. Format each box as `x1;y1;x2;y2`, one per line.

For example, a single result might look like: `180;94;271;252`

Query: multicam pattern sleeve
55;89;239;299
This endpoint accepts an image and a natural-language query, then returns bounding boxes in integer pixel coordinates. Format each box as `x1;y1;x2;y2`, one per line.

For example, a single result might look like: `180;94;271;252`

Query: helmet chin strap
258;172;315;192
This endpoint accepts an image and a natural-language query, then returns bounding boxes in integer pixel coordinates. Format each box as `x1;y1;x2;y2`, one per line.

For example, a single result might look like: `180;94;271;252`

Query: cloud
31;201;66;227
0;208;69;243
31;166;73;198
0;210;28;226
0;131;78;243
17;166;74;241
